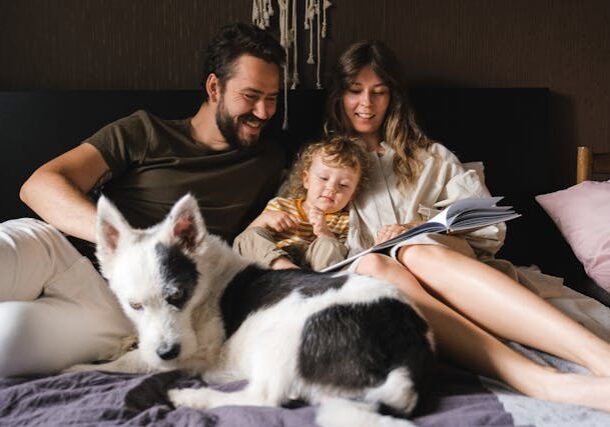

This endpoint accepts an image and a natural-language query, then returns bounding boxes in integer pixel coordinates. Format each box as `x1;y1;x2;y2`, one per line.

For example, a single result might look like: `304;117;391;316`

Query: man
0;23;285;376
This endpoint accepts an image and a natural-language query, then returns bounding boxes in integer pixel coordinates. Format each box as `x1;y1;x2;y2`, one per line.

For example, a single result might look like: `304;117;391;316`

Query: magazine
321;196;520;272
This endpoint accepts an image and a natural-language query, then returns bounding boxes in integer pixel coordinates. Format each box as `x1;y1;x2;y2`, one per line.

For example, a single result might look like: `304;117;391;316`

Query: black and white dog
85;194;434;426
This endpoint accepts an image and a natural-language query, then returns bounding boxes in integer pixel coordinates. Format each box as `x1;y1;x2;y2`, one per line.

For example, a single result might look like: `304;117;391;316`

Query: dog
79;194;435;426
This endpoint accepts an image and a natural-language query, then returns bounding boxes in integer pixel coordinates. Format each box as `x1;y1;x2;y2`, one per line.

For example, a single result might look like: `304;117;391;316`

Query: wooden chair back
576;146;610;183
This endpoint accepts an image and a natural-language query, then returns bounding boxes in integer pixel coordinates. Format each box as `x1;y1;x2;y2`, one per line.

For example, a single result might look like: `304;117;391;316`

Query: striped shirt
264;197;350;250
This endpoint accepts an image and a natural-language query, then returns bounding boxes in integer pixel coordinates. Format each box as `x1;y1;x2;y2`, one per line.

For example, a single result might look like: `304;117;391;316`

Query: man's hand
249;210;298;233
374;221;422;245
307;207;334;238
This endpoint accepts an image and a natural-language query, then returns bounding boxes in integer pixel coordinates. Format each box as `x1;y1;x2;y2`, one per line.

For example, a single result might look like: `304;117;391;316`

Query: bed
1;90;610;426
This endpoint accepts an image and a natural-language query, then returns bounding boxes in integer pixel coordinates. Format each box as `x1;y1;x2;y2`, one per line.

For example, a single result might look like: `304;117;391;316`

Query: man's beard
216;96;266;149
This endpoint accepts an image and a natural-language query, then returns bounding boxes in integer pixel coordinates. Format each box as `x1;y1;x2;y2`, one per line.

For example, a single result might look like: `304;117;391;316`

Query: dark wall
329;0;610;189
2;0;609;189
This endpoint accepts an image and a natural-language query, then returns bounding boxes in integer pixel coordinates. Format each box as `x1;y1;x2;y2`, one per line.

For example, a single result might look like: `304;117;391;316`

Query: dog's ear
96;196;133;270
165;193;206;252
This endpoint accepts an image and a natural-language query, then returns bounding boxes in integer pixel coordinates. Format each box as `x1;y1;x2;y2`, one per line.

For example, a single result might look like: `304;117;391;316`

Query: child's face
302;154;361;214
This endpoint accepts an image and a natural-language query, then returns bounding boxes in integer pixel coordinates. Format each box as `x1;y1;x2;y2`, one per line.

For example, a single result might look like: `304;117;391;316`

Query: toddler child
234;136;368;270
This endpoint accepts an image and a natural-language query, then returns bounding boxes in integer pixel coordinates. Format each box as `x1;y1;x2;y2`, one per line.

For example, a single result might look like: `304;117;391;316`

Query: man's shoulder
85;110;190;168
130;110;191;131
112;109;154;125
119;110;189;130
93;110;156;137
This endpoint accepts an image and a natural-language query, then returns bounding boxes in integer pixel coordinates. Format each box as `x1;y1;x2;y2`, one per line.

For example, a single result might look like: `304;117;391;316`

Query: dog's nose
156;343;181;360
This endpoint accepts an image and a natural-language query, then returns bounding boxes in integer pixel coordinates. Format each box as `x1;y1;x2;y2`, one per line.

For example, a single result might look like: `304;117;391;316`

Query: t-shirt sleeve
264;197;283;212
83;110;151;180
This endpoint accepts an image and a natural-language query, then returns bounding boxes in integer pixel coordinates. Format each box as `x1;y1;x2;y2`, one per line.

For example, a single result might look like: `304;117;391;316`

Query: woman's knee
356;253;393;276
398;244;454;272
357;253;430;301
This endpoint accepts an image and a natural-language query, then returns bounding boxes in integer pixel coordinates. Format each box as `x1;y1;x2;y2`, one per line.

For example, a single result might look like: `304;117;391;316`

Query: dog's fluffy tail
316;398;416;427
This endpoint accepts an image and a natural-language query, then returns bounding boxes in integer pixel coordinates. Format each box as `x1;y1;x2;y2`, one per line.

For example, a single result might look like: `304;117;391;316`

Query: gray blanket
6;357;608;427
3;339;610;427
3;333;610;427
1;364;517;426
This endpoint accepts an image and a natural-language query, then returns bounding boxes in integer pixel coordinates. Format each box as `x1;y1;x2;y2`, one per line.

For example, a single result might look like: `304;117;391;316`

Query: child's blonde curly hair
284;135;370;200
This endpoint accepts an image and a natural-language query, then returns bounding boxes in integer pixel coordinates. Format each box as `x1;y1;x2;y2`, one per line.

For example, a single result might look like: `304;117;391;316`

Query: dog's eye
168;289;184;302
129;302;143;311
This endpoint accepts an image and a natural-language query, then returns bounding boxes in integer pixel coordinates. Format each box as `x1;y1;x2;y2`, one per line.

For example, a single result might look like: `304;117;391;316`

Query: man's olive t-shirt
86;110;285;243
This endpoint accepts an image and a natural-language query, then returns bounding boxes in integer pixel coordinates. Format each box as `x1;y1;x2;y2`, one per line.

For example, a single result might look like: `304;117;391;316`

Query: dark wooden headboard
0;89;580;282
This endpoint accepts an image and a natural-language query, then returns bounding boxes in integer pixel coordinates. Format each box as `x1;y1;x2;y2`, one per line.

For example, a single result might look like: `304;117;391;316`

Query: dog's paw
168;387;210;409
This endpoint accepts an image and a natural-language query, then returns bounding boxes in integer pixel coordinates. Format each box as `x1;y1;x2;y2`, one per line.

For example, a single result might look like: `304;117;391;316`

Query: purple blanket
0;364;516;427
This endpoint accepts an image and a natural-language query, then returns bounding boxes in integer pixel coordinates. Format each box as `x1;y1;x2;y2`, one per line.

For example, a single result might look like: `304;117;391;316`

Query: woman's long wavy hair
325;40;430;188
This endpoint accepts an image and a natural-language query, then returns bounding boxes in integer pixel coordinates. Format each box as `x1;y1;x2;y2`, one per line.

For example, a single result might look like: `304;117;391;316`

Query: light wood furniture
576;146;610;183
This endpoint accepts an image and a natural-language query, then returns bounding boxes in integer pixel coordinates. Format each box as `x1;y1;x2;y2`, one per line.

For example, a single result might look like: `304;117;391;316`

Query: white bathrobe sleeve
347;142;506;259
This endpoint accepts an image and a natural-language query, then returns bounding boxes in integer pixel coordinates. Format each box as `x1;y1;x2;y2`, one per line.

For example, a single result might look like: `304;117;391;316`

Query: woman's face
342;65;390;147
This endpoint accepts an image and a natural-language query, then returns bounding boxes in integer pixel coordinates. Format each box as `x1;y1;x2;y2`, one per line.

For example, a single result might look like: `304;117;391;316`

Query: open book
321;196;520;272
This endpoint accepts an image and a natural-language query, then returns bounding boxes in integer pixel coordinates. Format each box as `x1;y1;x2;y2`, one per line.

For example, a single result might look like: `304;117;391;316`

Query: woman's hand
308;207;334;238
248;211;298;232
374;221;423;245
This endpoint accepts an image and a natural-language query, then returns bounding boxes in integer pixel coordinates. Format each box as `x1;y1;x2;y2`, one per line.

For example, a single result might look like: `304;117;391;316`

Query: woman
325;40;610;411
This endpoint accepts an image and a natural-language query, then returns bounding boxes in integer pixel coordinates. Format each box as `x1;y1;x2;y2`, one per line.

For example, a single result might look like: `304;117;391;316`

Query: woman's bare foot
538;372;610;413
583;346;610;377
566;337;610;377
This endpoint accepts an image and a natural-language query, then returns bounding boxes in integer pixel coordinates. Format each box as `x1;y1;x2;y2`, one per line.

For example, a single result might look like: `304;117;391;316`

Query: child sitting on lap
234;136;368;270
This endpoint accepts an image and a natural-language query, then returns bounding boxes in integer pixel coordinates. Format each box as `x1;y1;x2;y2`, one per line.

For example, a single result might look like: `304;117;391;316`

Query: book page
321;196;517;273
430;196;504;227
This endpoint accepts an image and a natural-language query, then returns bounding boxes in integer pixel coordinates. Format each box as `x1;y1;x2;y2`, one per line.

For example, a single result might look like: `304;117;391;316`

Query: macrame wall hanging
252;0;332;129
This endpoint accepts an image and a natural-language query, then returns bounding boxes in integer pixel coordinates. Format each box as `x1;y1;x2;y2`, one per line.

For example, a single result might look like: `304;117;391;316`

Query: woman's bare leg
396;244;610;376
357;253;610;412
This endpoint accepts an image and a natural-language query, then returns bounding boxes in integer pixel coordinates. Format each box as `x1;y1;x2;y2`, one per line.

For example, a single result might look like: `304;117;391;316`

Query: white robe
347;142;610;341
348;142;504;257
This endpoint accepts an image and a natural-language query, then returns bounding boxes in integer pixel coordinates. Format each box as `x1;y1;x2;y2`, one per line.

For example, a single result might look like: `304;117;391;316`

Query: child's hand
308;207;334;238
250;211;298;232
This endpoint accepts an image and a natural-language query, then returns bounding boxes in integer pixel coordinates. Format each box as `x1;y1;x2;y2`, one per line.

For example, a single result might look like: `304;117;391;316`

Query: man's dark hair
202;23;285;101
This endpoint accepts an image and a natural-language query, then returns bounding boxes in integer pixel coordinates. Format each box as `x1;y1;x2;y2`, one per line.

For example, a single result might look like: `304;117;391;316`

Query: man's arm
20;143;111;243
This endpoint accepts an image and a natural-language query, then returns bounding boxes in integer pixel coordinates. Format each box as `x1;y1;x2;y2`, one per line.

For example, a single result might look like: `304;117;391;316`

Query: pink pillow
536;180;610;292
